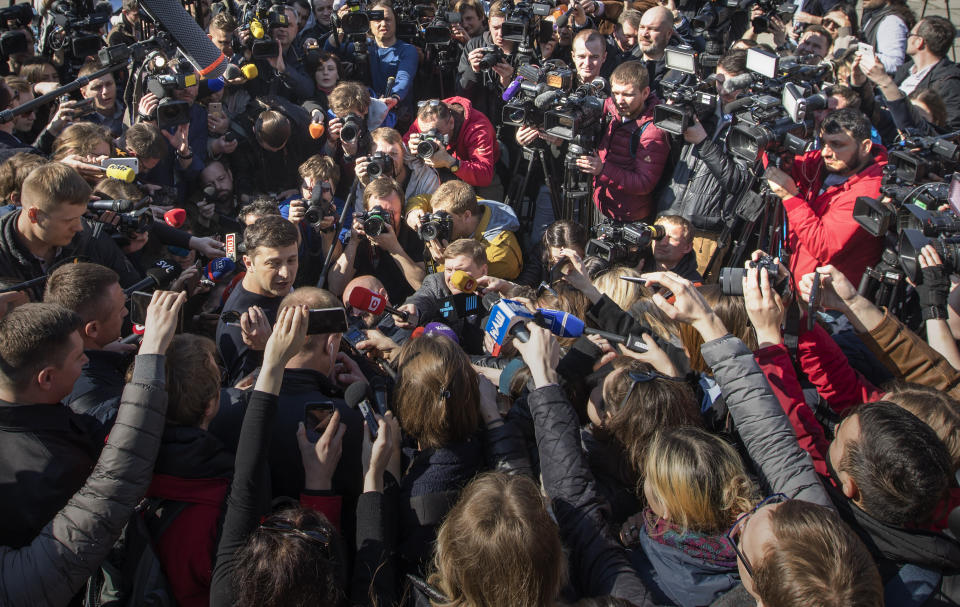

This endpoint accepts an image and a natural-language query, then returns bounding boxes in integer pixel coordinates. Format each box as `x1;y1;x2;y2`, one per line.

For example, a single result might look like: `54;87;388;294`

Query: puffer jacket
404;96;500;188
0;354;168;606
594;94;671;222
784;144;887;287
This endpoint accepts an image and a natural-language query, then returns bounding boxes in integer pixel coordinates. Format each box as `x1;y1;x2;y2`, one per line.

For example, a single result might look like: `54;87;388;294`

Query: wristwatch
450;159;460;173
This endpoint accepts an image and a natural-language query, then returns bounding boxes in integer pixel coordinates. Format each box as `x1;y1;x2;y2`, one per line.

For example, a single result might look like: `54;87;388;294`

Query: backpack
84;498;189;607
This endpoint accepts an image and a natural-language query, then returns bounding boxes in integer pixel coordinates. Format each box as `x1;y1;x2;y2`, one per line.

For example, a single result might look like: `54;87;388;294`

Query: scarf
644;508;738;569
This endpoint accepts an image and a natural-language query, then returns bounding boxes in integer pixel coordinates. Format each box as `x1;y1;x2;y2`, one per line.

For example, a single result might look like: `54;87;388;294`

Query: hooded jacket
783;143;887;287
404;96;500;188
594;94;671;222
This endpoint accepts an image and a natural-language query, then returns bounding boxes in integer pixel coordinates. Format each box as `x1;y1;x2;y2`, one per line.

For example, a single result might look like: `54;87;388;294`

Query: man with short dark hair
764;108;886;285
216;214;300;384
648;215;701;282
43;262;131;425
893;15;960;130
78;59;125;137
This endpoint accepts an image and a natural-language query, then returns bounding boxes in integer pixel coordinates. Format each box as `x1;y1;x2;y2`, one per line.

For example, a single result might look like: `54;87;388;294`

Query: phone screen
305;401;335;433
208;102;223;115
308;307;348;335
129;291;184;332
949;173;960;216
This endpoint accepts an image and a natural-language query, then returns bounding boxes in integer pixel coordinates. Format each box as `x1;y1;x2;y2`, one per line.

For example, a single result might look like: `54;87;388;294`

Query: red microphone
164;208;187;228
348;286;409;321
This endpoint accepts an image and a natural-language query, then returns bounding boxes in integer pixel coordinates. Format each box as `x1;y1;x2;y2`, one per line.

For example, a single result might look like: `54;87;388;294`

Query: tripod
503;144;563;236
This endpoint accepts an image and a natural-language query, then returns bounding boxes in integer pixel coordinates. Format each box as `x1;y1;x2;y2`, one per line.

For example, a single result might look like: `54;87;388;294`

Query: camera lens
718;267;747;297
341;122;359;144
365;217;385;236
368;161;383;178
420;223;438;241
416;139;439;159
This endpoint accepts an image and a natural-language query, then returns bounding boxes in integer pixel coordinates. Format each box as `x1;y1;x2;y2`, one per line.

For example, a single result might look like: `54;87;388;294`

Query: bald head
344;275;389;328
638;6;673;59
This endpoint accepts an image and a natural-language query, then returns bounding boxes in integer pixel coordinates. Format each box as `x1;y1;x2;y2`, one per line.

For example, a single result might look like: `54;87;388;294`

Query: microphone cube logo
367;295;382;312
225;233;236;260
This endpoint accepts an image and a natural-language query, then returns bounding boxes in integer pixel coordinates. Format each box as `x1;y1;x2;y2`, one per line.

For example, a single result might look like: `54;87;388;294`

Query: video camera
238;0;290;59
495;0;554;43
585;219;665;264
86;201;153;242
750;0;797;33
419;210;453;242
726;94;811;162
333;0;385;36
543;81;605;141
887;131;960;185
501;62;574;128
653;47;720;136
141;55;194;130
39;0;109;73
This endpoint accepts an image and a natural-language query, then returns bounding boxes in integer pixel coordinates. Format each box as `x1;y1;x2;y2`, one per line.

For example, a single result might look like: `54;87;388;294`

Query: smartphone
807;273;821;331
74;96;97;116
358;398;379;439
948;173;960;216
101;157;139;173
208;101;223;115
857;42;875;56
308;307;348;335
130;290;184;332
304;401;335;433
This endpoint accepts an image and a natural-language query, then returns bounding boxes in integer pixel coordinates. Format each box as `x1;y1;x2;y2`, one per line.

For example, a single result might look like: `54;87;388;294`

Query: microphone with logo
199;257;236;288
348;287;410;321
123;260;184;296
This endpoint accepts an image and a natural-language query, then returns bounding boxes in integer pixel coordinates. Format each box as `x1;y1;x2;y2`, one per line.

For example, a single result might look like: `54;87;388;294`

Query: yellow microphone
450;270;477;293
240;63;259;80
249;19;265;39
106;164;136;183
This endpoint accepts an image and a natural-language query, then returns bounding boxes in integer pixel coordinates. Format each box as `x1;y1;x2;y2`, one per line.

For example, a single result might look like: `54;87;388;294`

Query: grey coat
0;354;168;606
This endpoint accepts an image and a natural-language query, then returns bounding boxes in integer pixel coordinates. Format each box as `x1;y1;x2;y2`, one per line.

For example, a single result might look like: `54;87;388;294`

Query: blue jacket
633;528;739;607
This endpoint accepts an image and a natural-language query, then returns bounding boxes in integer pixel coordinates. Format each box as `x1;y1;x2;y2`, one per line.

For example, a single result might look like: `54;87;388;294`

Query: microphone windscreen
344;380;370;409
223;63;242;80
146;262;182;287
205;77;225;93
348;287;387;315
411;326;425;338
309;122;325;139
164;208;187;228
241;63;259;80
206;257;236;281
424;322;459;344
106;164;136;183
450;270;477;293
138;0;228;79
534;89;564;110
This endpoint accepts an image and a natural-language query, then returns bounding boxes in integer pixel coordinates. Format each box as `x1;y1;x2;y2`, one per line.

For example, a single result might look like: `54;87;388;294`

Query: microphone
240;63;259;80
423;322;460;344
138;0;228;79
554;3;576;29
534;89;565;110
722;96;756;116
88;199;134;212
385;76;396;98
449;270;477;293
721;72;760;95
348;286;409;321
309;110;326;139
484;298;536;355
537;309;649;352
105;164;136;183
345;380;379;438
502;75;524;102
123;260;183;296
164;208;187;228
204;257;236;282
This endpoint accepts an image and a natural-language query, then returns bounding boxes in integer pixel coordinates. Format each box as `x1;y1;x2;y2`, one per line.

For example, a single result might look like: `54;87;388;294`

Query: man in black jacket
0;162;141;299
43;262;133;426
893;15;960;131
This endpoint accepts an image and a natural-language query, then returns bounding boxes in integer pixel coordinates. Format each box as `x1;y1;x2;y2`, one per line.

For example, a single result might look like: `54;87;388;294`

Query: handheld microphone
240;63;259;80
205;257;236;282
449;270;477;293
536;309;649;352
721;72;760;95
722;96;756;116
554;3;575;29
309;110;326;139
164;208;187;228
384;76;396;98
88;199;134;212
484;298;536;355
345;380;379;439
138;0;228;79
106;164;136;183
534;89;565;110
123;260;183;296
348;286;409;321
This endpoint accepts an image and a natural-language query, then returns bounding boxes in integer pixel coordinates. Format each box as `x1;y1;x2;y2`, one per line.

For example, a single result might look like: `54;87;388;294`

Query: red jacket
146;474;230;607
404;96;499;188
784;144;886;286
592;94;670;222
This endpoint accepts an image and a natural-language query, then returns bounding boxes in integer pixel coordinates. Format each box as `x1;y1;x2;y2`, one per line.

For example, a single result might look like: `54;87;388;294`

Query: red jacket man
765;108;886;286
575;60;671;222
404;96;499;188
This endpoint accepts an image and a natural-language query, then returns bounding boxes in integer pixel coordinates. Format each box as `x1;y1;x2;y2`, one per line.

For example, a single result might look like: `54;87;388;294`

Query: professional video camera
496;0;554;43
142;56;195;131
357;205;392;236
718;253;790;297
585;220;665;264
333;0;385;37
419;211;453;242
0;3;33;29
744;47;836;88
501;62;573;128
423;4;462;45
654;47;720;136
853;168;956;237
543;82;605;141
750;0;797;33
237;0;289;59
86;201;153;242
887;131;960;185
726;94;811;162
366;151;395;178
39;0;109;74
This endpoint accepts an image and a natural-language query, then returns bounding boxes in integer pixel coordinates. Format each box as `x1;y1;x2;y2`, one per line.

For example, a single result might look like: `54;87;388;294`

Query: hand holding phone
806;272;821;331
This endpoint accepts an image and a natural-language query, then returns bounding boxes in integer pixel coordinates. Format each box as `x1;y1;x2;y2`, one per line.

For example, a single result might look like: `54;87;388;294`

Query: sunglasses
597;368;683;418
725;493;789;578
260;520;333;554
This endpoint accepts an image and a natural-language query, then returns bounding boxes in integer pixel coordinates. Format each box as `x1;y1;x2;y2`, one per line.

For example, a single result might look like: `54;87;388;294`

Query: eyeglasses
598;368;683;418
725;493;789;578
260;520;333;554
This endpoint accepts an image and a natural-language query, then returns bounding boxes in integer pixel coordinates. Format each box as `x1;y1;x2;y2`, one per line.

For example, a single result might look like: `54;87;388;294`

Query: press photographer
354;126;439;200
456;0;517;121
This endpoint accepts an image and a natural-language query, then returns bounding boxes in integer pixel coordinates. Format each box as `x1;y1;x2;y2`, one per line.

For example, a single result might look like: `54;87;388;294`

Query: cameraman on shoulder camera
764;108;886;285
328;176;426;302
405;97;502;200
578;60;670;222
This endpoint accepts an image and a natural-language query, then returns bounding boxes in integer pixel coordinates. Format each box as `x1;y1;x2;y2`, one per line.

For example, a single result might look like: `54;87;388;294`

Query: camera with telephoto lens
358;205;393;237
333;0;385;35
424;8;461;45
366;151;395;179
418;211;453;242
750;0;798;33
416;128;448;159
585;220;665;264
718;253;790;297
339;112;365;144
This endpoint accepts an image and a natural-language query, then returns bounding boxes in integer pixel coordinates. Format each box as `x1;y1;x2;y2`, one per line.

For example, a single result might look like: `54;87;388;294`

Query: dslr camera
416;128;448;159
366;151;395;179
477;46;508;70
419;211;453;242
718;254;790;297
357;205;393;237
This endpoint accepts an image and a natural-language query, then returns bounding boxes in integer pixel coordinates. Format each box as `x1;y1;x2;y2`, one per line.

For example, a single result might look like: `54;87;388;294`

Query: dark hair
830;85;861;110
916;16;954;58
234;506;347;607
43;262;120;322
718;48;748;75
887;0;916;32
826;3;858;35
819;108;871;143
910;88;948;127
884;383;960;471
18;56;57;85
255;110;291;149
802;23;832;42
239;198;282;223
753;500;882;607
125;123;168;160
164;334;221;427
0;303;82;391
0;152;47;204
610;60;649;90
243;214;300;255
843;401;952;525
541;219;588;265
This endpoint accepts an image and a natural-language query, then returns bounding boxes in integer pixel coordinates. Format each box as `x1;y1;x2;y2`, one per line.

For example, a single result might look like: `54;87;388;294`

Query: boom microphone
138;0;228;79
348;286;409;321
123;260;183;296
